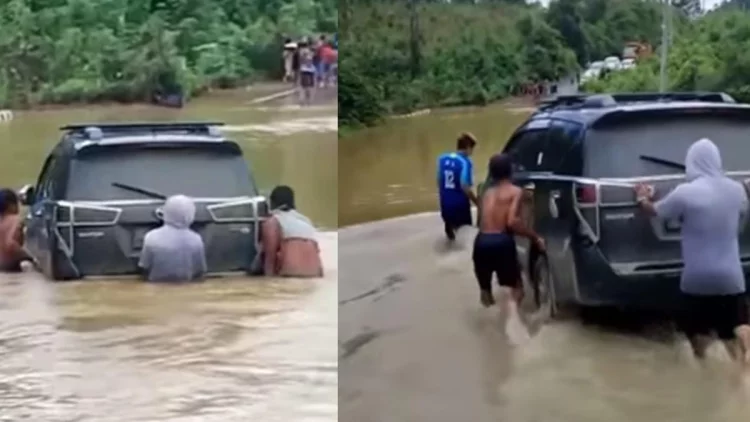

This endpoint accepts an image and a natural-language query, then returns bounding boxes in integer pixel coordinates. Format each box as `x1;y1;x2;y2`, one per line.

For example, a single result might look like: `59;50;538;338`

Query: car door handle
549;190;561;219
523;182;535;190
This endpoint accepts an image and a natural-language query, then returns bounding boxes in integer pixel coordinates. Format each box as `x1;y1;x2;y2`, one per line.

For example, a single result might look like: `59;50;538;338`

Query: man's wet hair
456;132;477;150
488;153;513;181
0;188;18;214
270;185;296;211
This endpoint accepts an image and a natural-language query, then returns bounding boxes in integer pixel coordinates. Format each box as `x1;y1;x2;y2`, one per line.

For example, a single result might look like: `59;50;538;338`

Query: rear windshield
585;114;750;178
67;148;256;200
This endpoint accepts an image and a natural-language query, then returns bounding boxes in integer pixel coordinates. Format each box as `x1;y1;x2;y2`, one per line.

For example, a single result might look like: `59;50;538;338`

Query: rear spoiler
590;105;750;129
538;92;735;112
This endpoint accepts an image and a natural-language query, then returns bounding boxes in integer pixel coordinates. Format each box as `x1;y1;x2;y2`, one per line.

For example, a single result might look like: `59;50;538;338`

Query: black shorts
441;204;472;240
678;293;750;340
472;232;521;292
300;71;315;88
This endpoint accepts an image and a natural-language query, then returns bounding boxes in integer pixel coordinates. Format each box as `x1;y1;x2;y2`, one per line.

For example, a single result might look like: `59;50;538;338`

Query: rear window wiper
112;182;167;200
639;155;686;171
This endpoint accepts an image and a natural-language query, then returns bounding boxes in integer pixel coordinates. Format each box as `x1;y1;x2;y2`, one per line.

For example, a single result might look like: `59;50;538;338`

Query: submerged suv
482;92;750;316
19;122;268;280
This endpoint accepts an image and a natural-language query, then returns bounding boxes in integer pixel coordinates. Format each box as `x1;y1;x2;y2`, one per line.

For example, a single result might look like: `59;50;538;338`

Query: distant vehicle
621;58;636;70
478;92;749;317
580;68;600;84
603;56;622;71
19;122;270;281
588;61;605;71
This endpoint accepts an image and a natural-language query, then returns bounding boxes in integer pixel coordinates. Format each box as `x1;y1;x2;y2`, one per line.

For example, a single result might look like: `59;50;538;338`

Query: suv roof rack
61;122;225;140
537;92;736;112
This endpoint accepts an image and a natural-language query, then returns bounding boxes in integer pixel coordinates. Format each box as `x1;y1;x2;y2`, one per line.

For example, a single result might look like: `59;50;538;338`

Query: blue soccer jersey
437;152;473;211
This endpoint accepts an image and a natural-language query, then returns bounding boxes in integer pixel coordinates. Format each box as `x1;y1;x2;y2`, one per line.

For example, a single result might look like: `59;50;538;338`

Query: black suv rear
20;122;268;280
481;92;750;315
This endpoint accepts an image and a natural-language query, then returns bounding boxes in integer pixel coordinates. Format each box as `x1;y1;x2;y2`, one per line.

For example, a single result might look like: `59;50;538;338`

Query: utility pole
659;0;672;92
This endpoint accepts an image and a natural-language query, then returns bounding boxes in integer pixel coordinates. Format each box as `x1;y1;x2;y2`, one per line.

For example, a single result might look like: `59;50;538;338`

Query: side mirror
18;184;34;206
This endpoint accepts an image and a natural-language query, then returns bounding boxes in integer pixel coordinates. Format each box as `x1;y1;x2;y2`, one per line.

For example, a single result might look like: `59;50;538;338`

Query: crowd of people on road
0;186;323;280
283;34;338;105
436;134;750;364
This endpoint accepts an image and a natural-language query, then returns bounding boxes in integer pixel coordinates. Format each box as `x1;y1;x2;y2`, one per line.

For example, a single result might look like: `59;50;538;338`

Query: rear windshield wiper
112;182;167;200
639;155;686;171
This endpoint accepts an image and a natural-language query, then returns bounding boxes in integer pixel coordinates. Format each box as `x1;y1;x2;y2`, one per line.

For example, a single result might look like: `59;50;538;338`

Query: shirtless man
0;189;31;272
474;154;544;309
261;185;323;278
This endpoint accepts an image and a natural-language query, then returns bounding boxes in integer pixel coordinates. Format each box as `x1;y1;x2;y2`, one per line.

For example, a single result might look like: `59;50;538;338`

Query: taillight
206;197;266;222
56;202;121;225
576;183;598;204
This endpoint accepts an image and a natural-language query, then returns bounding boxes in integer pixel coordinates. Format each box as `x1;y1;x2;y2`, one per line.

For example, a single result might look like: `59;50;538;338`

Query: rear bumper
571;246;750;310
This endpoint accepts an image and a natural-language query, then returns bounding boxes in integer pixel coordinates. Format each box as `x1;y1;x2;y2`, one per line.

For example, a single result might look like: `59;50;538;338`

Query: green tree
0;0;337;107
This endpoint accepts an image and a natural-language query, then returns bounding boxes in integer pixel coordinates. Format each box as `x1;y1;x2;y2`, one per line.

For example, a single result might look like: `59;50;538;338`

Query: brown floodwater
0;85;338;421
338;106;750;422
339;104;531;226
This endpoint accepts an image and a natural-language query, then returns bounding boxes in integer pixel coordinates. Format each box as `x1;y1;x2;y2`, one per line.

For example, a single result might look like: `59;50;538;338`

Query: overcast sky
529;0;725;9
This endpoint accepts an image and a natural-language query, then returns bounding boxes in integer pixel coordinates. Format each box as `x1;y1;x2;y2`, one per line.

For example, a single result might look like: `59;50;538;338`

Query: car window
585;114;750;178
546;120;584;176
35;155;59;201
66;148;257;201
504;122;551;172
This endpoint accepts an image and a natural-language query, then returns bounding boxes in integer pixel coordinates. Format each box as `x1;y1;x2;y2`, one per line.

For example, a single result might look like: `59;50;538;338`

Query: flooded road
0;85;338;421
1;84;337;229
339;106;750;422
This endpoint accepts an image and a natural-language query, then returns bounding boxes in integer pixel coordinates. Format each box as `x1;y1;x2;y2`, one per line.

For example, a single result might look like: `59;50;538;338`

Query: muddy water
339;104;530;226
339;106;750;422
0;85;338;421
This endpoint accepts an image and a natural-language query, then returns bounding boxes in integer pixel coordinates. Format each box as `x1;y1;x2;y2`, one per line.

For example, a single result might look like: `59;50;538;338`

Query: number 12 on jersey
444;170;456;189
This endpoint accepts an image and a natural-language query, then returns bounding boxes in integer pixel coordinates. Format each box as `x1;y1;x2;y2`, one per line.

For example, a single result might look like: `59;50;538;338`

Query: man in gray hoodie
138;195;207;282
635;138;750;362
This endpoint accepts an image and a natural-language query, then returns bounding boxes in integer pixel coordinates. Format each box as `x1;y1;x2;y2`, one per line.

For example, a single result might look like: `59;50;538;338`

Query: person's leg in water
714;294;750;363
472;233;496;307
443;200;473;245
444;221;456;242
495;235;524;317
679;293;714;359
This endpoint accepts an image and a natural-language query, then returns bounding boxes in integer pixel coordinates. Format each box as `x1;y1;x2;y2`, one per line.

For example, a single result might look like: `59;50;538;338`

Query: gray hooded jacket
654;138;748;295
138;195;207;282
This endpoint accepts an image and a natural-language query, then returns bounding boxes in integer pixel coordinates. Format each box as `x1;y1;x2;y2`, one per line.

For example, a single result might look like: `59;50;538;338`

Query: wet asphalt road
339;213;750;422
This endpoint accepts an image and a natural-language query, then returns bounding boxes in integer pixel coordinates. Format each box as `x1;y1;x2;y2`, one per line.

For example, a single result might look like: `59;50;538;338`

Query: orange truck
622;42;653;61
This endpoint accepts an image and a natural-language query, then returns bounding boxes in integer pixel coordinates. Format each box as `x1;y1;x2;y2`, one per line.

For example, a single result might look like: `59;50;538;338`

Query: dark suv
481;92;750;316
19;122;269;281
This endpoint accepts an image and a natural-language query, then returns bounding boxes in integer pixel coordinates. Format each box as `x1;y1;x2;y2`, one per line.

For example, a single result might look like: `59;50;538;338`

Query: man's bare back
0;214;26;271
479;181;521;234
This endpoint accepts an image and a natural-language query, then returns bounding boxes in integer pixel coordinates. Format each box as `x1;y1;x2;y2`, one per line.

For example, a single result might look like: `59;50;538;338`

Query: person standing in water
282;38;297;83
436;133;479;243
474;153;544;308
261;186;323;278
297;39;316;105
0;189;31;272
138;194;207;282
634;138;750;362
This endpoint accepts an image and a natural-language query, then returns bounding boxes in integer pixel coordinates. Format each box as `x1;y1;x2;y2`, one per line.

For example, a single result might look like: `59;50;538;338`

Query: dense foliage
339;0;675;128
340;0;574;127
0;0;336;107
584;5;750;103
